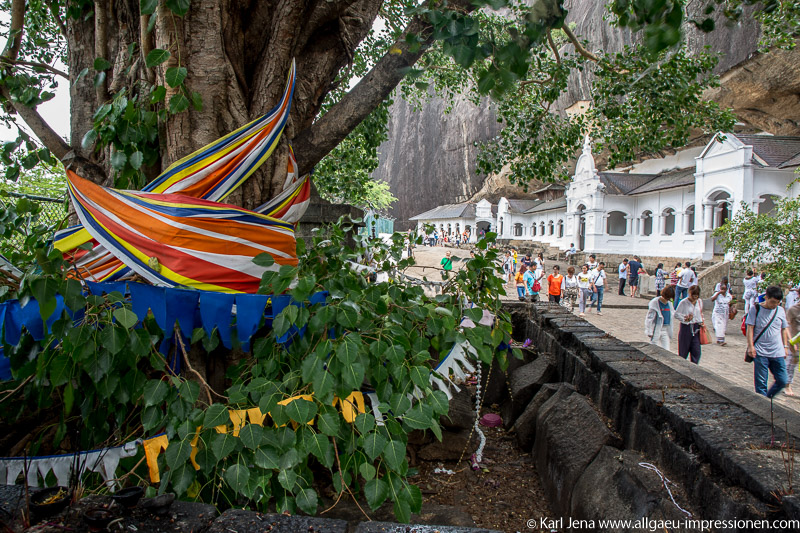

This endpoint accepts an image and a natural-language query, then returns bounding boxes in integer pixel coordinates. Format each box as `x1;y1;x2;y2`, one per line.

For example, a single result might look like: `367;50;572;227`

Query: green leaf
140;0;158;15
190;91;203;111
93;57;112;71
142;405;162;431
100;324;126;355
171;463;195;496
354;413;375;435
169;93;190;114
359;462;376;481
150;85;167;104
203;403;229;429
385;345;406;365
342;362;365;390
110;150;127;170
165;0;191;16
279;448;300;469
143;379;168;407
306;433;333;468
335;335;360;365
165;66;188;88
239;424;263;450
403;404;433;430
361;431;386;461
364;478;389;510
145;48;171;68
382;440;406;470
277;468;297;491
225;462;250;495
165;435;193;468
81;129;98;150
253;253;275;267
409;366;430;389
129;151;144;170
285;398;317;425
296;487;318;515
317;408;340;437
254;446;280;469
113;307;139;329
49;353;72;387
428;389;450;416
211;432;238;461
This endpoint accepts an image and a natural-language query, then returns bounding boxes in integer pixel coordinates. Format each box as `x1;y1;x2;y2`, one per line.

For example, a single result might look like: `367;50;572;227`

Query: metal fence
0;191;67;253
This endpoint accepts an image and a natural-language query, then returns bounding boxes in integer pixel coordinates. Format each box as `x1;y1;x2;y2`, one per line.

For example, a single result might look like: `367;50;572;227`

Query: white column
703;201;714;231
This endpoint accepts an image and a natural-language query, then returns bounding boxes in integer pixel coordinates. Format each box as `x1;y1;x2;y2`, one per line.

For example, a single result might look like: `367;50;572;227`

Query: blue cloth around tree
199;292;236;349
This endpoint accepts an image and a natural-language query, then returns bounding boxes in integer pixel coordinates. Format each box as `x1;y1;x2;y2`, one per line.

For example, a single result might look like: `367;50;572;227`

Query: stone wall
500;301;800;527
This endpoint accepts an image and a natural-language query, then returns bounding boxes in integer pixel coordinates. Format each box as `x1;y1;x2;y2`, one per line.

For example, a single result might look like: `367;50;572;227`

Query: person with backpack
746;286;790;398
524;264;540;302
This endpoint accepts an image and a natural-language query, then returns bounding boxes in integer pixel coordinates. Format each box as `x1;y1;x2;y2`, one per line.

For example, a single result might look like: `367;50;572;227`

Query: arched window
513;223;523;236
540;221;545;235
708;191;731;229
532;223;537;237
499;217;504;235
685;205;695;234
548;220;554;235
557;220;564;238
606;211;627;236
662;208;675;236
641;211;653;236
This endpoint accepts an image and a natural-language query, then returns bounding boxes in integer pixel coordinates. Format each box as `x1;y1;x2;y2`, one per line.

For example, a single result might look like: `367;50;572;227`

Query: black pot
83;508;115;532
29;486;70;517
111;486;144;508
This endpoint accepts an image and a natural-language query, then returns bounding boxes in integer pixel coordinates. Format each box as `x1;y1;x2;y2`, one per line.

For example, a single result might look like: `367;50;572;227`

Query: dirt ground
411;413;552;532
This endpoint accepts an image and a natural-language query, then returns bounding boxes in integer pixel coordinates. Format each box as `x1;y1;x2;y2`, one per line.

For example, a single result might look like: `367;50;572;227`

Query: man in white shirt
589;262;607;315
618;258;628;296
675;261;697;306
587;254;598;271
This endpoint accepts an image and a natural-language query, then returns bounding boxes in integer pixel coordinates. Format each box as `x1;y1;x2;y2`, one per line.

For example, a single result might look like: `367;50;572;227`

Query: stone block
570;447;695;528
500;354;556;427
514;383;559;451
208;510;348;533
534;385;619;516
441;387;476;430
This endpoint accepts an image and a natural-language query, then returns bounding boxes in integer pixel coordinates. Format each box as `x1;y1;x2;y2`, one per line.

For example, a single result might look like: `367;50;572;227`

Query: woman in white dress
742;269;758;314
711;282;733;345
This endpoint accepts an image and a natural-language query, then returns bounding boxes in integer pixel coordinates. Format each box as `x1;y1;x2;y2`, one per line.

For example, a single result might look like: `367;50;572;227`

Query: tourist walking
745;286;790;398
645;286;675;350
675;261;697;306
587;254;598;271
742;270;758;314
654;263;667;296
577;265;592;317
589;262;607;314
711;282;733;345
627;256;646;299
562;266;579;310
515;265;528;301
547;265;564;304
503;252;513;283
440;251;453;279
521;254;532;269
618;258;628;295
675;285;704;364
524;265;540;302
785;299;799;397
669;262;682;287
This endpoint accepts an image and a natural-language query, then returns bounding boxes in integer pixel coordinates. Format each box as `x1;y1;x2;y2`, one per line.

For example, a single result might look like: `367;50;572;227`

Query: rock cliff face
375;1;765;230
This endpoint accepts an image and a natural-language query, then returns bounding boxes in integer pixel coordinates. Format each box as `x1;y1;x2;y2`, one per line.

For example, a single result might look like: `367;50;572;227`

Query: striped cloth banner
54;60;310;291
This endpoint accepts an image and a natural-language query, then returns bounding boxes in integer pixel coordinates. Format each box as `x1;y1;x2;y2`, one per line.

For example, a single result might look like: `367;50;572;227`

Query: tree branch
2;0;26;60
292;0;476;176
562;24;598;62
0;86;71;159
0;57;69;79
546;29;560;64
94;0;110;102
47;0;68;40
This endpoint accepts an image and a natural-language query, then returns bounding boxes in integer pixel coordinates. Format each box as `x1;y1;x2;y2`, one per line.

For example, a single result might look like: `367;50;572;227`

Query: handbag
728;307;738;320
698;324;712;345
532;279;541;293
745;305;777;363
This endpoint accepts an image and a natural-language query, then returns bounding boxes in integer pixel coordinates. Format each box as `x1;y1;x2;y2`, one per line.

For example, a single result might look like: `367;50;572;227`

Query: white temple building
410;133;800;259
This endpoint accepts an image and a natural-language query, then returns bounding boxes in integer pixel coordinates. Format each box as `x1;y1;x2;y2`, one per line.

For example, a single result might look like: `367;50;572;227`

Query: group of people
644;276;800;399
424;229;471;247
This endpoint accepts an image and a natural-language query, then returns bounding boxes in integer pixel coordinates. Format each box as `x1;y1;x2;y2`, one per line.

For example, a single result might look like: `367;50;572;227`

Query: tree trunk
63;0;381;202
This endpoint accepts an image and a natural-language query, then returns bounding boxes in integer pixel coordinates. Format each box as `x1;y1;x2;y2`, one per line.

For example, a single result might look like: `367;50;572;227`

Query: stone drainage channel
5;301;800;532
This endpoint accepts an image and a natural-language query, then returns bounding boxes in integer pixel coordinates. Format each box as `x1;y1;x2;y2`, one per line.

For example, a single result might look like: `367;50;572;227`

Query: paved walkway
408;245;799;414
